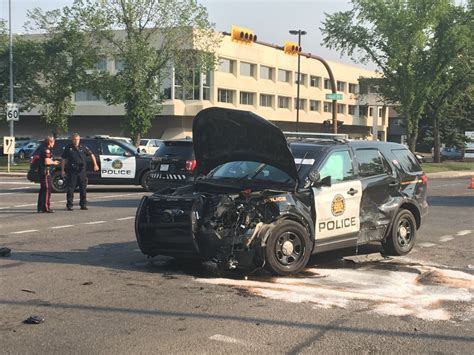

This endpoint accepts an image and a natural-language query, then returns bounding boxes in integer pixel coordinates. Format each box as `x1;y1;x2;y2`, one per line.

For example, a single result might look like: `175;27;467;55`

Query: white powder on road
196;258;473;321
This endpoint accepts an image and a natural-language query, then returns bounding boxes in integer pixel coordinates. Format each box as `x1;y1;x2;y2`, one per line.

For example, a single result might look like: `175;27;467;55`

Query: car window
319;150;354;183
210;161;293;184
155;141;194;159
355;148;390;177
391;149;422;173
102;142;126;156
140;139;149;146
81;139;100;154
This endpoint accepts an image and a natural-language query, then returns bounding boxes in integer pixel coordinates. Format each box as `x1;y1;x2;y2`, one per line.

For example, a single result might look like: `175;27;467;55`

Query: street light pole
289;30;306;133
8;0;15;164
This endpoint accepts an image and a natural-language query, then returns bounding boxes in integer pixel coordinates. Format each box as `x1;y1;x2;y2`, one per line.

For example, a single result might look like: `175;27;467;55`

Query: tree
321;0;466;152
423;3;473;162
73;0;221;145
25;6;101;135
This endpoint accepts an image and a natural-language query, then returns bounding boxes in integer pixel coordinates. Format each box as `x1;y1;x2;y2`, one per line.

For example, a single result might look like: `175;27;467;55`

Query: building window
75;89;101;102
114;57;124;72
240;91;255;105
278;96;290;109
218;89;234;103
348;105;356;115
96;57;107;72
337;81;346;92
379;107;383;117
310;75;321;88
219;58;235;74
296;73;307;85
348;83;357;94
324;78;331;90
202;71;211;100
323;101;332;113
260;66;274;80
359;106;368;117
260;94;273;107
337;104;346;114
278;69;291;83
309;100;320;112
369;107;374;116
240;62;256;77
294;98;306;110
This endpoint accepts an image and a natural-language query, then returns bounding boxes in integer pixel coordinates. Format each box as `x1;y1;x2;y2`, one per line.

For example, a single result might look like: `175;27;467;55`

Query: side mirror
304;170;331;188
308;170;320;183
415;153;424;164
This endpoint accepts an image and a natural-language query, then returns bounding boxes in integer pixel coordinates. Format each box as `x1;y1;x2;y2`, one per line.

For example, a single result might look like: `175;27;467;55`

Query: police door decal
100;155;136;178
313;180;362;240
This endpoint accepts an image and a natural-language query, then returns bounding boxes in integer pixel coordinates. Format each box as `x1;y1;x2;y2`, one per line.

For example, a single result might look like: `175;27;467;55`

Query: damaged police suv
135;107;428;275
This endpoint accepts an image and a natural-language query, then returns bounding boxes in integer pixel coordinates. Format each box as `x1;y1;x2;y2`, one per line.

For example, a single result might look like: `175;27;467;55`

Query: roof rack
283;131;349;141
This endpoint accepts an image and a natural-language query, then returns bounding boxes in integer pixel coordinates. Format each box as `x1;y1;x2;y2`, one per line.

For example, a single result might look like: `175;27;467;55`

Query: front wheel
51;172;68;193
18;151;26;160
382;209;417;255
264;220;312;276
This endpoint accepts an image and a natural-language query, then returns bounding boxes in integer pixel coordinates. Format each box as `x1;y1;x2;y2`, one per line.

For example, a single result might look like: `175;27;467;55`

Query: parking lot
1;175;473;353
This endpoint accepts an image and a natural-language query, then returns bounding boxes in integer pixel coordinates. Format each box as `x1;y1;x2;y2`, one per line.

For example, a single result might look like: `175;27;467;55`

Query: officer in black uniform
37;136;60;213
61;133;99;211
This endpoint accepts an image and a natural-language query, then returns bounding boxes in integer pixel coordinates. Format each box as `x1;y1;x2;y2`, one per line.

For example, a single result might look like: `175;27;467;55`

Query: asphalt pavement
0;176;473;353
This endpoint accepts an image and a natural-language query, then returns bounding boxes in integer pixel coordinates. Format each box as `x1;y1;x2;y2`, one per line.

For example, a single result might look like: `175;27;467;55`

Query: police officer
61;133;99;210
37;136;60;213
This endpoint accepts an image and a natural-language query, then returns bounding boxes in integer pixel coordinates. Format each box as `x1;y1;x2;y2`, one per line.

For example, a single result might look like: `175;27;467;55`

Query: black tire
264;220;312;276
382;209;417;256
51;172;68;193
140;170;152;192
18;150;25;160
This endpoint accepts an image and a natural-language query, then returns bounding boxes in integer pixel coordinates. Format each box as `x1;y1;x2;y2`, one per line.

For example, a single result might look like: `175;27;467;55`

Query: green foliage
23;6;101;135
72;0;221;144
321;0;470;151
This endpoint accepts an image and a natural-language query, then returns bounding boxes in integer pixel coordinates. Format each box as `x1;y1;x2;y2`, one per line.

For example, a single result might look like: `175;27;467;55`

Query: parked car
135;108;428;275
440;147;463;161
15;141;40;160
138;139;163;154
144;139;195;192
28;136;153;192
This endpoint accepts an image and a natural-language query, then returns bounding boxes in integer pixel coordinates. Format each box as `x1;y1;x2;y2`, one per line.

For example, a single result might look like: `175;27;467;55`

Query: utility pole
289;30;306;133
8;0;15;164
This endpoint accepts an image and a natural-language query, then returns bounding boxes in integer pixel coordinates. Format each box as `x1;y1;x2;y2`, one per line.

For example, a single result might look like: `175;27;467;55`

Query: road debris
0;247;11;257
23;315;45;324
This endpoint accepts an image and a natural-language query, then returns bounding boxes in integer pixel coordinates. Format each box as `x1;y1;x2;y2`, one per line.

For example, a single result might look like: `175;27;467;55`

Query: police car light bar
283;131;349;140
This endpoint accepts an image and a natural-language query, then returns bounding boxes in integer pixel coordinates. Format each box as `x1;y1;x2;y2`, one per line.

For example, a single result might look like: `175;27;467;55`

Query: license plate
160;164;169;171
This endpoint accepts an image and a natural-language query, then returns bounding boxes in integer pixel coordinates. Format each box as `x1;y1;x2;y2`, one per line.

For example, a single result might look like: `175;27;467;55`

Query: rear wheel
264;220;312;276
140;170;152;192
18;150;25;160
51;172;67;193
382;209;417;255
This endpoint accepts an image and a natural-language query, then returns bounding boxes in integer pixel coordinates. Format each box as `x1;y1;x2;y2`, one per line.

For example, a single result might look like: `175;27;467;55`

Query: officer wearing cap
61;133;99;210
37;136;60;213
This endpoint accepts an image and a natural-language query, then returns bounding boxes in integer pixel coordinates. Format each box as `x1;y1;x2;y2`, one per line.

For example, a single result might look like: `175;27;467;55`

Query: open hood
193;107;298;182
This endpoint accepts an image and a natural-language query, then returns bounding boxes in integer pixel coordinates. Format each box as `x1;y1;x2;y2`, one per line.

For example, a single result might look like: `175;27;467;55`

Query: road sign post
3;136;15;173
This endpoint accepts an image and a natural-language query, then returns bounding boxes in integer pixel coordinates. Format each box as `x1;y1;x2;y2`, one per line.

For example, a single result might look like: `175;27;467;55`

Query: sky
1;0;366;68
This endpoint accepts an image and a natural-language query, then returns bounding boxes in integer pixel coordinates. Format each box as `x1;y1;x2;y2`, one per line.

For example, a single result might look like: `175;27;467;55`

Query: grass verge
0;156;30;172
422;161;474;173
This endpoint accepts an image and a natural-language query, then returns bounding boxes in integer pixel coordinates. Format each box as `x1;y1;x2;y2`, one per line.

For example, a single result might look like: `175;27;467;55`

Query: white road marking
83;221;106;225
8;187;35;190
457;230;472;236
11;229;38;234
0;182;36;185
439;235;454;242
418;242;437;248
14;204;36;208
209;334;247;346
51;225;74;229
116;216;135;221
429;183;464;188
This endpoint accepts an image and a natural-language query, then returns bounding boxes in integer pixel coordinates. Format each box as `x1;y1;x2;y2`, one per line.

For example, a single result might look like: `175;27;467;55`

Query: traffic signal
231;25;257;44
284;41;301;55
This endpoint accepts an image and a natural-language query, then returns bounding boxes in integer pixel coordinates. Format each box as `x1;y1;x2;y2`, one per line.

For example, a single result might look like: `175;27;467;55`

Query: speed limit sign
6;102;19;121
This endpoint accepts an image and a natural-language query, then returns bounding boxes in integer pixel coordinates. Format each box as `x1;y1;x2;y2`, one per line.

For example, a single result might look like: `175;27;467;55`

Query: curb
426;171;474;179
0;172;28;177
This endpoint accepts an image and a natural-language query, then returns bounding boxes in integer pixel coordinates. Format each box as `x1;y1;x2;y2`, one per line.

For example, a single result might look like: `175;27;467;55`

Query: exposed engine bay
135;186;308;271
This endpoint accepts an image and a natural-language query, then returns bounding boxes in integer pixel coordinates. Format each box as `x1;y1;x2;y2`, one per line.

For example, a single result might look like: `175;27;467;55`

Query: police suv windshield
290;143;326;183
208;161;294;185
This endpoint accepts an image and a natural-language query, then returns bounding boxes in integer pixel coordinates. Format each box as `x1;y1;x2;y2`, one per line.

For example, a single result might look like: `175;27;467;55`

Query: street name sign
325;93;343;100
